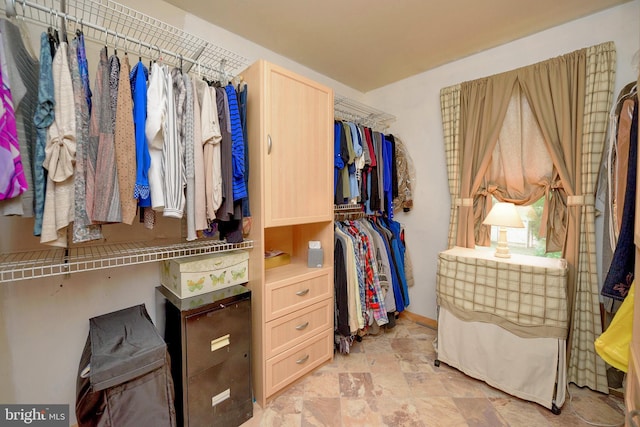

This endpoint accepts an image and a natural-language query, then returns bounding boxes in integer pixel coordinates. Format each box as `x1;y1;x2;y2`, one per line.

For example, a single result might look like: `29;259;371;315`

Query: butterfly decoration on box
231;266;247;281
210;271;227;286
187;276;205;292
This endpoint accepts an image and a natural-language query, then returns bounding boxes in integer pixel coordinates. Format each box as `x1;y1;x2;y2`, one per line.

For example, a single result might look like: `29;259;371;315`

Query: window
487;196;561;258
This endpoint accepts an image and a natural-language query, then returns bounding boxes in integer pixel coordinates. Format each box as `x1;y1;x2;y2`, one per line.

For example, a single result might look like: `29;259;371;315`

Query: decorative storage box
161;251;249;298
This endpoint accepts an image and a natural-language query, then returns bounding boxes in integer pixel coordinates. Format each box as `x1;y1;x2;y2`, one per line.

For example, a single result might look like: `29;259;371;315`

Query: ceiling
166;0;631;92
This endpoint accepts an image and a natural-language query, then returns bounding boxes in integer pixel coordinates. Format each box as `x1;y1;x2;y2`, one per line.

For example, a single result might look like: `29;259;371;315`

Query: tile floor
241;316;626;427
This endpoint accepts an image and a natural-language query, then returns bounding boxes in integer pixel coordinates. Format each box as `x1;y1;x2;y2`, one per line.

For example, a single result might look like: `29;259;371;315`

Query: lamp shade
482;202;524;228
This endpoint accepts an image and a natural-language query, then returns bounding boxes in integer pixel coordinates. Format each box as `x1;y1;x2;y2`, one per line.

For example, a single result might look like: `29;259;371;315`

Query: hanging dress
91;51;121;223
86;47;105;222
69;37;102;243
114;54;136;224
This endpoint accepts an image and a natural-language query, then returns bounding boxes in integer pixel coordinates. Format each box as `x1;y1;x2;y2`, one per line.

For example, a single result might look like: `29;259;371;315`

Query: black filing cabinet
157;285;252;427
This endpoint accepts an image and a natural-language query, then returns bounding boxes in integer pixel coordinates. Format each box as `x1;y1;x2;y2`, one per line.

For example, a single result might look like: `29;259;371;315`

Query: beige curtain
440;41;616;392
440;85;461;248
566;42;616;392
457;73;517;246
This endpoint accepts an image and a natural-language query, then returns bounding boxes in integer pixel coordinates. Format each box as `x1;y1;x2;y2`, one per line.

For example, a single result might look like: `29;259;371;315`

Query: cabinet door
264;64;333;227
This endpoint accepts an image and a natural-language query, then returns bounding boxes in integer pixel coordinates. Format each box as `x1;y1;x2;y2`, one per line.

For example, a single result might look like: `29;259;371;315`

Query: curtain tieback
454;198;473;207
567;194;595;207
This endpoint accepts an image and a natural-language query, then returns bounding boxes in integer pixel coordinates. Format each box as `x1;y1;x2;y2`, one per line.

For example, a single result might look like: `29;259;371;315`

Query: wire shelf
0;239;254;283
334;95;396;131
0;0;254;283
5;0;250;77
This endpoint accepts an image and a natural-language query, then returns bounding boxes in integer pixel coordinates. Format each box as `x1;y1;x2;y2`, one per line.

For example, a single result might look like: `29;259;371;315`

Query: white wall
0;0;638;424
365;0;640;320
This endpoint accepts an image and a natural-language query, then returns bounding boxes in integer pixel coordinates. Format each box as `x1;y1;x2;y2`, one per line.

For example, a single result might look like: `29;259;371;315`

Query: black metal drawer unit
157;285;253;427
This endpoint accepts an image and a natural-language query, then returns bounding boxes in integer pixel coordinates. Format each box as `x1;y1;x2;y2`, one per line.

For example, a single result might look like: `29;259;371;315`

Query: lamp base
493;227;512;258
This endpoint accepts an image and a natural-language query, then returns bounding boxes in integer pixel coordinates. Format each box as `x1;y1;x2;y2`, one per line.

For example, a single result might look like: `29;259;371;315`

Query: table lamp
482;202;524;258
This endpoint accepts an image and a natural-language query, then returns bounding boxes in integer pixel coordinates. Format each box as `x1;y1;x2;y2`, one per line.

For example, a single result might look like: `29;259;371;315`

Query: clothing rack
334;94;396;132
334;203;366;221
0;0;253;283
4;0;250;78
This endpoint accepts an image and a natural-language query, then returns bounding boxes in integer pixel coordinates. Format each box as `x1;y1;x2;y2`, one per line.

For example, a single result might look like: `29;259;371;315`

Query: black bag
75;304;176;427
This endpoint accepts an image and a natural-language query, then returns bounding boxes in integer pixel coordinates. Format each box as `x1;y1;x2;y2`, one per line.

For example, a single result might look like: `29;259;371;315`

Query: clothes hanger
103;28;108;57
75;17;83;38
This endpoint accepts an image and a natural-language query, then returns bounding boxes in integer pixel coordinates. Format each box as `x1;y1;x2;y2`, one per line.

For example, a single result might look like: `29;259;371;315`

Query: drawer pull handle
295;321;309;331
211;334;230;352
296;288;310;297
267;134;272;154
296;354;310;364
211;388;230;407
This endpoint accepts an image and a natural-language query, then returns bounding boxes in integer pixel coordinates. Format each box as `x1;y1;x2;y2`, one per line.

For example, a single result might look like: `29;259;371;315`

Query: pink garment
0;58;27;200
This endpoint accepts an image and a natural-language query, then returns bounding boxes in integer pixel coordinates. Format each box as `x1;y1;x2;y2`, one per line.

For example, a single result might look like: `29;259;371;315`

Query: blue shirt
130;61;151;207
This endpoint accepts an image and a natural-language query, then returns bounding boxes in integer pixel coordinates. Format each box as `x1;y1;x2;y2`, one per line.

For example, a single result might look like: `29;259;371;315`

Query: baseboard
399;310;437;329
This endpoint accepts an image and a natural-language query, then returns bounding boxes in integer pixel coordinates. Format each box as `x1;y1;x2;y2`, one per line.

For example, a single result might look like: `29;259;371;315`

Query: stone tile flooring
241;316;626;426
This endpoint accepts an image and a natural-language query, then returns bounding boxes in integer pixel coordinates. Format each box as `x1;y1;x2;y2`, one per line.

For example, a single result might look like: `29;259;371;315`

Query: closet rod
5;0;250;78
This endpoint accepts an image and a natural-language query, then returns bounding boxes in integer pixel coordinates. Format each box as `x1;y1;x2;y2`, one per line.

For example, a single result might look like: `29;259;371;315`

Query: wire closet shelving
4;0;251;77
334;94;396;132
0;0;253;283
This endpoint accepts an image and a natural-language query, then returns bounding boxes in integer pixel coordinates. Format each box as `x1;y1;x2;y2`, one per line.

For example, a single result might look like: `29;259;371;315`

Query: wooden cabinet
158;285;253;427
242;60;334;407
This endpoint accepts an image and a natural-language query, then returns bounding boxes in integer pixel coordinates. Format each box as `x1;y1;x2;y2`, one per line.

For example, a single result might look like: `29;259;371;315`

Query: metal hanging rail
334;94;396;131
4;0;250;78
0;0;254;283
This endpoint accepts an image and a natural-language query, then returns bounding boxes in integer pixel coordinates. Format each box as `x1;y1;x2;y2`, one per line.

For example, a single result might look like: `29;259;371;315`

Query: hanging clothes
191;78;207;232
215;86;234;221
130;59;151;208
90;48;121;223
225;83;247;202
40;41;75;247
200;82;222;219
238;82;250;220
162;67;184;219
0;35;25;202
114;54;136;224
145;61;166;212
602;97;638;301
76;31;91;114
0;19;38;217
183;73;197;241
69;36;102;243
216;86;244;244
32;31;54;236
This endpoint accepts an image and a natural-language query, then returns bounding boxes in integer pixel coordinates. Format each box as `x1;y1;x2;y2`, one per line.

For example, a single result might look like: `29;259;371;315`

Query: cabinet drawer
265;272;332;321
185;299;251;377
265;329;333;397
265;298;332;358
187;360;253;427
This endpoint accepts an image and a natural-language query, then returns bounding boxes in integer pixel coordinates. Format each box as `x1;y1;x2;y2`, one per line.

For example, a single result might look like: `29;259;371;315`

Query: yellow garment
595;282;634;372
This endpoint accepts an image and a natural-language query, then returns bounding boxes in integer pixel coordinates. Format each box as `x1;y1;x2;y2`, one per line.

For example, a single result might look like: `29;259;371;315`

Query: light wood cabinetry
242;60;334;407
